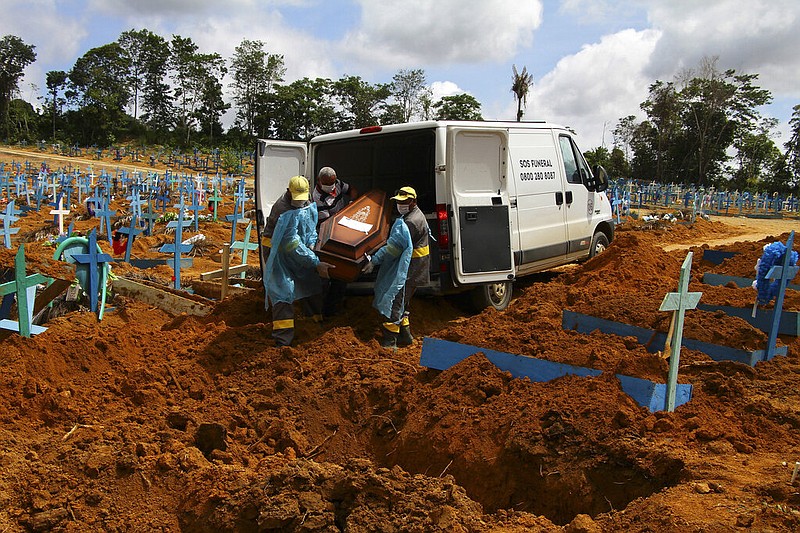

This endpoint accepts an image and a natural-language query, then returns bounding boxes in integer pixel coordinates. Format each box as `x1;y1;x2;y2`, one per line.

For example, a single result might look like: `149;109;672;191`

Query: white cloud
532;28;660;149
430;81;464;101
342;0;543;68
646;0;800;96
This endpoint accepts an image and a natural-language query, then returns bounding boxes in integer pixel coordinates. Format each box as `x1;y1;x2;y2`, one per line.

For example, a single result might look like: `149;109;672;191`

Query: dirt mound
4;149;800;531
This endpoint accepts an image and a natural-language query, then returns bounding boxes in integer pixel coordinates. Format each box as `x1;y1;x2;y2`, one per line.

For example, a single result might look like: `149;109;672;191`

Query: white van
255;120;614;311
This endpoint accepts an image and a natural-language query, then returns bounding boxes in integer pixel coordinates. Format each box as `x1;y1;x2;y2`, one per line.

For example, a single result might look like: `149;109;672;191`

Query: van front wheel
470;281;513;312
590;231;609;258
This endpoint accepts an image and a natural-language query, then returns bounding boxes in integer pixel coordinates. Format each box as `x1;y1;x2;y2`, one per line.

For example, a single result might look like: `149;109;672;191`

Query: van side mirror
592;165;609;192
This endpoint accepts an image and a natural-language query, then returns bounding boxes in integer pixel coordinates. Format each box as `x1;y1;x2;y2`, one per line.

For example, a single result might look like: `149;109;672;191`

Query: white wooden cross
49;196;71;235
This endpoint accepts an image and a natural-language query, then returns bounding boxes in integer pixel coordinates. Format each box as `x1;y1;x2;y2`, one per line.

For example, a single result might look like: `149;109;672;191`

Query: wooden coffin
315;189;391;282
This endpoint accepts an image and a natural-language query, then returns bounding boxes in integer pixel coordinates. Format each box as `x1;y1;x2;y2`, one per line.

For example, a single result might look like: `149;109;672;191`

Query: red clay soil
3;149;800;531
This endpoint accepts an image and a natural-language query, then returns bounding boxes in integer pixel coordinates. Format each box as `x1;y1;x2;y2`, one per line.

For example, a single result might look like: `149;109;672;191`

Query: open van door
446;126;515;288
254;139;307;277
255;139;308;218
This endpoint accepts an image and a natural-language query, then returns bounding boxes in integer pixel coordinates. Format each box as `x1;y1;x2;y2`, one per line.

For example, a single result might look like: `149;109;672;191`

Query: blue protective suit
371;217;413;318
264;203;321;306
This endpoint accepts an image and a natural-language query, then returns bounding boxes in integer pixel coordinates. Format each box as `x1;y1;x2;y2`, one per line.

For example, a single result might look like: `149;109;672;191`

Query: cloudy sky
2;0;799;150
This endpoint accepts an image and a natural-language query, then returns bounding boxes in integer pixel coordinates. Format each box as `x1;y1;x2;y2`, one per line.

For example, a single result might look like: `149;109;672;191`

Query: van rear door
254;140;307;220
446;126;515;285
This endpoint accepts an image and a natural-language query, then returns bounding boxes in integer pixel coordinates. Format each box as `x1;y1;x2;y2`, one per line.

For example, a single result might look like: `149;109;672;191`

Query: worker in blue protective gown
363;186;430;347
263;176;333;346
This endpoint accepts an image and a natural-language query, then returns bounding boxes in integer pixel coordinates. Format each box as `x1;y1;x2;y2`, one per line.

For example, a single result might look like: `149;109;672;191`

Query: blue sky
2;0;799;152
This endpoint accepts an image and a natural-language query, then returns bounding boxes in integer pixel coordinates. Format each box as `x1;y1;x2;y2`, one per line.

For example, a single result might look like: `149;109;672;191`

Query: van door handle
555;192;564;205
466;211;477;221
566;191;573;204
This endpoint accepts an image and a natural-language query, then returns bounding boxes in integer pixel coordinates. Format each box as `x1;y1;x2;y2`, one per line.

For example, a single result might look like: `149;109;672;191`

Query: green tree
785;104;800;190
639;80;681;182
390;68;427;122
678;57;771;185
731;119;782;191
229;39;285;136
583;146;610;171
67;42;132;145
170;36;226;145
612;115;638;161
433;93;483;120
332;75;391;129
269;78;337;140
511;64;533;122
608;146;632;180
45;70;68;141
0;35;37;140
118;29;169;125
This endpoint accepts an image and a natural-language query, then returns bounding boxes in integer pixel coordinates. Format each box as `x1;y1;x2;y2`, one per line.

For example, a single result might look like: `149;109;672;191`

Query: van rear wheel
470;281;513;312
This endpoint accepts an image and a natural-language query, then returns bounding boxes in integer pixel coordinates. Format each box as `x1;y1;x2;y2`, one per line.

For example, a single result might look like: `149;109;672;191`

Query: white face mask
320;183;336;193
396;203;410;215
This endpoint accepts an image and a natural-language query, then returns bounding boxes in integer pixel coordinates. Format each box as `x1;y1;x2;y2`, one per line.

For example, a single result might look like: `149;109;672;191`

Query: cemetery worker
312;166;358;318
363;186;430;348
262;175;333;346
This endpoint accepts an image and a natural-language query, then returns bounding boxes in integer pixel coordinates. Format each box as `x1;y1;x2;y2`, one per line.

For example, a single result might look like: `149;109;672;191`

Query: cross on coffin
658;251;702;412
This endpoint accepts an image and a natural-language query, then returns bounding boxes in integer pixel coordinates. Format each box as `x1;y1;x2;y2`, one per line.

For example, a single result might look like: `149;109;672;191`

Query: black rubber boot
380;328;398;348
398;325;414;346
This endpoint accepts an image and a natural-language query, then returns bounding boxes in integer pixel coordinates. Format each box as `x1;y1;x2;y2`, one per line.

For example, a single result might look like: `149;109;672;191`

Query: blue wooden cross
159;208;193;289
659;252;702;412
230;221;258;278
140;196;160;236
127;190;145;220
763;231;799;361
226;178;249;244
1;200;22;249
186;190;205;232
155;187;170;212
94;199;117;243
71;229;114;314
0;245;50;337
116;214;144;263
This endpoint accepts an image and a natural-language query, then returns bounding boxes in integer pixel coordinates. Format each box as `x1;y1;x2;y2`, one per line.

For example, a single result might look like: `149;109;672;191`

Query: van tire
471;281;513;312
590;231;609;258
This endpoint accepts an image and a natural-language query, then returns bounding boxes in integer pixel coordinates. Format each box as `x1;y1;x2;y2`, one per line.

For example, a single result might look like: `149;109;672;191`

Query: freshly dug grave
3;153;800;530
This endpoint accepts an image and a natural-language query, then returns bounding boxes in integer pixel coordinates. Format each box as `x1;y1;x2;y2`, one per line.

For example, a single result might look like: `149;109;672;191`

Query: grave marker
658;252;702;412
0;245;49;337
70;230;114;315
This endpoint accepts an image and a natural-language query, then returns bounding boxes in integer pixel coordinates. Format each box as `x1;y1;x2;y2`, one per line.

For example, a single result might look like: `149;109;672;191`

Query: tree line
0;31;483;151
1;33;798;193
584;57;800;194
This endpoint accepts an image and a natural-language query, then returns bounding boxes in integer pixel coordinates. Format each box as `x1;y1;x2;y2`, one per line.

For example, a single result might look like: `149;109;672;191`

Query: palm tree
511;64;533;122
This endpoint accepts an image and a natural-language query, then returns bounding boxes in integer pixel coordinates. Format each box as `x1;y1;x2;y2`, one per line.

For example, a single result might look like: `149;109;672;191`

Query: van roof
310;120;573;143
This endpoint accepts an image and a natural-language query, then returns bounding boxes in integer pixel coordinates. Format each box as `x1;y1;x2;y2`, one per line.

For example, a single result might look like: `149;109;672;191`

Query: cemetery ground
2;147;800;531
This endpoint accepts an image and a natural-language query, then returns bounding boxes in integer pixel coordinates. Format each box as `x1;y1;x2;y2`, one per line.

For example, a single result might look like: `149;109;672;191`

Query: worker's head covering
390;186;417;202
288;175;310;201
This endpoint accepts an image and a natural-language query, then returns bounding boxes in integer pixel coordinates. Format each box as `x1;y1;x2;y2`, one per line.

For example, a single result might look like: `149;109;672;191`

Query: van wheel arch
470;281;513;312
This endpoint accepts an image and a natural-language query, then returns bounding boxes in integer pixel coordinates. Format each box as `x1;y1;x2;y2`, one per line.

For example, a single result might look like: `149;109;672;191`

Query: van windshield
313;129;437;213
